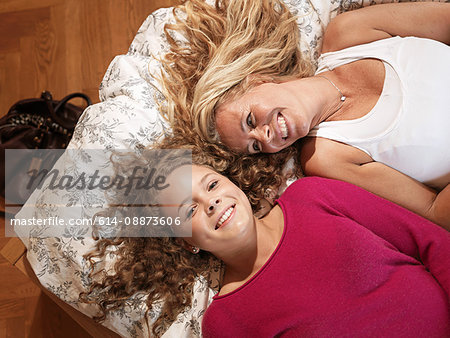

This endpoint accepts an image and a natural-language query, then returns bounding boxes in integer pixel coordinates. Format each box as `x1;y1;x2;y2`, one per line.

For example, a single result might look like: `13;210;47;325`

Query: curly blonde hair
159;0;314;141
156;0;306;206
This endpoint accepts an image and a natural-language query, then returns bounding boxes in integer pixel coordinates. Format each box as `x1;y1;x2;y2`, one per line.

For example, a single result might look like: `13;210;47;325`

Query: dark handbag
1;91;92;207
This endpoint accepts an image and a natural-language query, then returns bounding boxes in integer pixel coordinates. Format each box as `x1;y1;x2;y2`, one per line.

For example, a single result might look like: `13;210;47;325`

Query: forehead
157;165;191;204
215;97;252;153
162;165;218;195
218;85;261;113
165;164;213;187
215;114;248;153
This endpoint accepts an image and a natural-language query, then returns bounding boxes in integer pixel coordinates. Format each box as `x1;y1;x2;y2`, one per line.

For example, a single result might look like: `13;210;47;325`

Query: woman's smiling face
215;82;310;154
159;165;256;257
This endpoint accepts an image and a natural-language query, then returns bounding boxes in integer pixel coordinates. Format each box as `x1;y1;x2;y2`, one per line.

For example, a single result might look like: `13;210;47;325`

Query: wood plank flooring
0;0;179;114
0;1;178;336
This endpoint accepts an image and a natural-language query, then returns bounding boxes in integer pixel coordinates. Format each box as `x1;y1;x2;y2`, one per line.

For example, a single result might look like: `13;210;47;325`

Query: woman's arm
301;138;450;230
322;2;450;53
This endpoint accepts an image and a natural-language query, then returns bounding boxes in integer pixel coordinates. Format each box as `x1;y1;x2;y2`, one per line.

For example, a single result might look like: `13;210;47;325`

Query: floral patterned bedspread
13;0;426;336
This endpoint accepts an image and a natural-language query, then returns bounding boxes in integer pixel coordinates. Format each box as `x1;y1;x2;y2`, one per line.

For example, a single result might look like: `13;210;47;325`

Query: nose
252;125;272;144
207;197;221;214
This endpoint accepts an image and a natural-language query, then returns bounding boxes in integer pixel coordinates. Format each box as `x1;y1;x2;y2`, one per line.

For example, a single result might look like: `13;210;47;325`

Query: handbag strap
41;91;92;129
53;92;92;113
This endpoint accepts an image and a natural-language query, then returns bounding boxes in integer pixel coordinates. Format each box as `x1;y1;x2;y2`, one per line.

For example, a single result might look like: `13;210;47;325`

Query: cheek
190;217;213;244
232;198;254;229
191;220;203;239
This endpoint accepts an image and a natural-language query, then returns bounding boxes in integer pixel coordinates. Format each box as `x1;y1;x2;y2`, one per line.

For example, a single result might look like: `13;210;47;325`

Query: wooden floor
0;0;179;114
0;0;178;336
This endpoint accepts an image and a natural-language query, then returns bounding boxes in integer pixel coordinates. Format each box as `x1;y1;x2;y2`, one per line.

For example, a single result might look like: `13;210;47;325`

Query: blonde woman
159;0;450;229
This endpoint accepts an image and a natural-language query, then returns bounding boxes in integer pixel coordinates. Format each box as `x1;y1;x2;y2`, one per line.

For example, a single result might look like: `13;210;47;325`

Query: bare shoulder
299;137;373;178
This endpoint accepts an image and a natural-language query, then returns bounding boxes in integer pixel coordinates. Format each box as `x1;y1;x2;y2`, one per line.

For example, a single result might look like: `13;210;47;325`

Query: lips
277;114;288;139
215;204;235;230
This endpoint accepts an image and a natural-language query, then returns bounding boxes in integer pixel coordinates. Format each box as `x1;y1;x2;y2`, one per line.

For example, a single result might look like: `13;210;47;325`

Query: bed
9;0;438;336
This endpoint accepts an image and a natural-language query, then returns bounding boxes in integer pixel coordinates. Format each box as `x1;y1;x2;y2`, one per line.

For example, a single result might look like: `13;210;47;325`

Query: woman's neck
284;73;348;128
219;205;284;294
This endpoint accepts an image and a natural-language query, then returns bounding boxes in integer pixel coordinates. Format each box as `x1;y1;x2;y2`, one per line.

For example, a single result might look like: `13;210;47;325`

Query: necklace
317;75;346;113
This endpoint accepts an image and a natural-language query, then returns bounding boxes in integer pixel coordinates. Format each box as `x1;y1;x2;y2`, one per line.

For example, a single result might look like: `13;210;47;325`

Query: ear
254;197;273;219
175;238;197;252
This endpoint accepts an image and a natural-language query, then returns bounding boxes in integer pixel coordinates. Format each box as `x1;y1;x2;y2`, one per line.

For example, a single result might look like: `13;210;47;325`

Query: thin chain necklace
317;75;346;114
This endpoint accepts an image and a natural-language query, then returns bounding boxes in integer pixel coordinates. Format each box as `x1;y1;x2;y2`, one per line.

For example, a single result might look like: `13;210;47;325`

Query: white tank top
308;37;450;190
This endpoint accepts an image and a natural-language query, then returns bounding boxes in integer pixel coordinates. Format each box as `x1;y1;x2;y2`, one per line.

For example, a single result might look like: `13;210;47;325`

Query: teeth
215;206;234;230
278;115;288;139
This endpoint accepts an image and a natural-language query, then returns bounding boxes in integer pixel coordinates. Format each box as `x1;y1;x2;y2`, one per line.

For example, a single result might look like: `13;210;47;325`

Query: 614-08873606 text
95;216;181;227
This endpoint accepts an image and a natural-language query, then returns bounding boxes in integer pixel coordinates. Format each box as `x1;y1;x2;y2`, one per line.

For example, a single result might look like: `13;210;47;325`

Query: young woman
81;150;450;337
158;0;450;229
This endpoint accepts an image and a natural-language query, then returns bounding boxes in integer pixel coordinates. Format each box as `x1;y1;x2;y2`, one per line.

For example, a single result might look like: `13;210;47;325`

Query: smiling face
215;81;311;154
158;165;256;258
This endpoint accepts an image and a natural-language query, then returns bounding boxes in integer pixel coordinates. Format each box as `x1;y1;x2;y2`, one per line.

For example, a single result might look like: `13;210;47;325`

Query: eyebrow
177;196;190;214
240;115;246;134
201;172;215;186
239;114;252;154
177;172;216;213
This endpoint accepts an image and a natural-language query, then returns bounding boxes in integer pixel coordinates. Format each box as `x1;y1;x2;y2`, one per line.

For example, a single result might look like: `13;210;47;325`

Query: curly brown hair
78;140;222;337
79;236;213;337
162;126;301;209
78;132;295;337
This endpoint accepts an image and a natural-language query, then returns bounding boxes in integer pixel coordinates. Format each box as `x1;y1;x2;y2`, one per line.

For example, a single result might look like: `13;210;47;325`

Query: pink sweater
202;177;450;337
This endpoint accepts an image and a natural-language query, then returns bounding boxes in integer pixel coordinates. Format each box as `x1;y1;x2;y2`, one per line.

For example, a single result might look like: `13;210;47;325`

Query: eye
252;141;261;153
186;205;197;220
246;113;255;128
208;180;218;191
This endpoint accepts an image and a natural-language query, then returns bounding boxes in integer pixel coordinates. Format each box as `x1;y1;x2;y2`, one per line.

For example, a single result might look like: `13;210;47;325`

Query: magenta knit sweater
202;177;450;337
